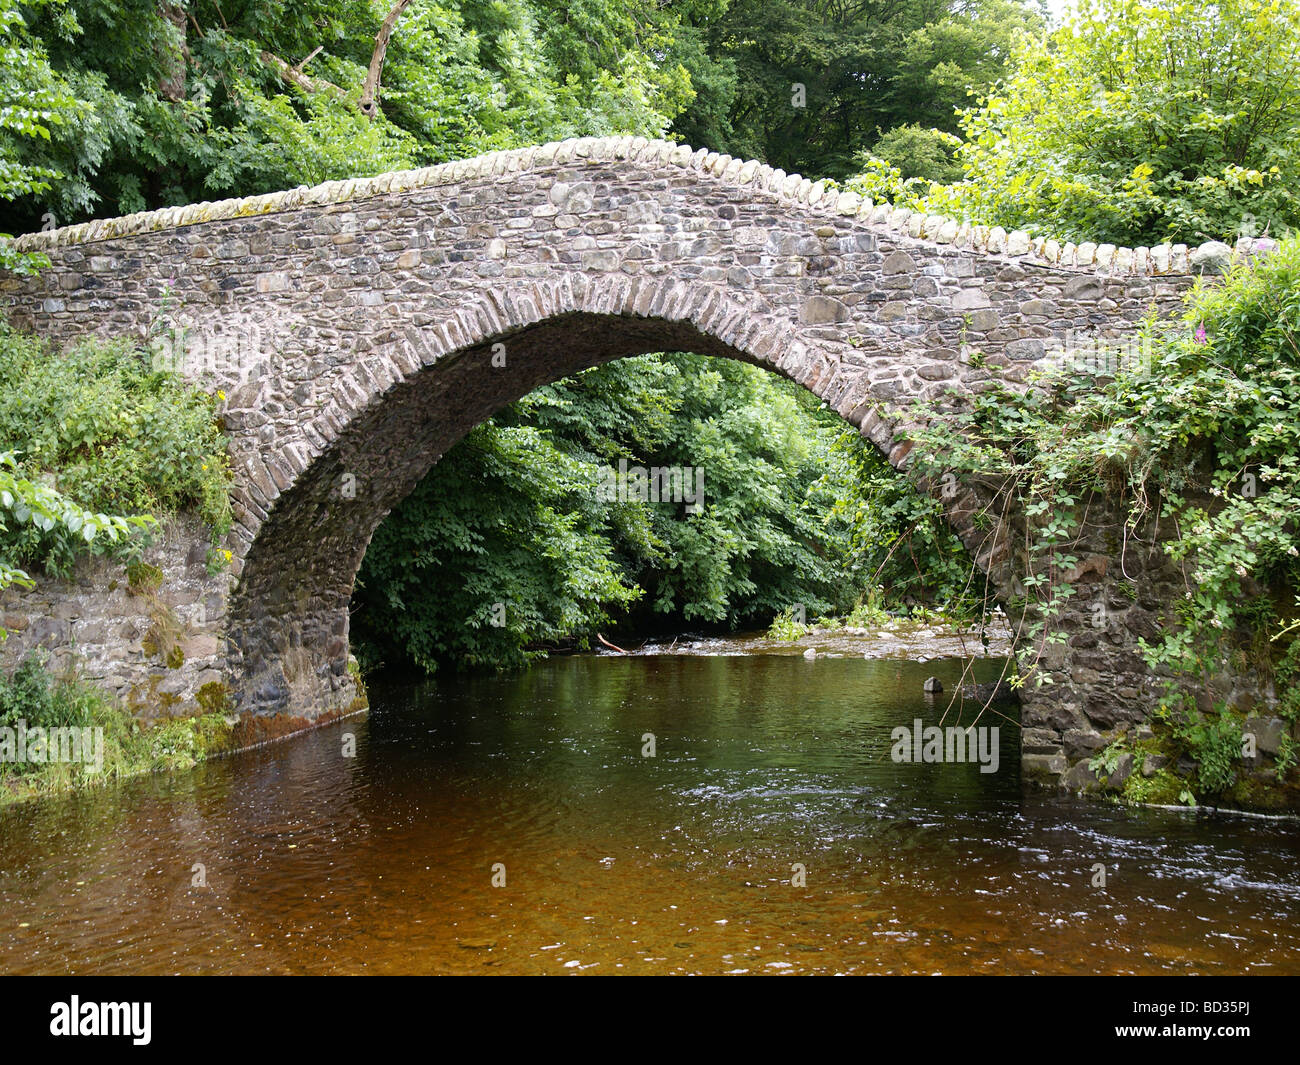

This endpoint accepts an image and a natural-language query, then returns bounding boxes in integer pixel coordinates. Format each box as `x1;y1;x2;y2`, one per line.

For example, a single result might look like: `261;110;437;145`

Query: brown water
1;651;1298;975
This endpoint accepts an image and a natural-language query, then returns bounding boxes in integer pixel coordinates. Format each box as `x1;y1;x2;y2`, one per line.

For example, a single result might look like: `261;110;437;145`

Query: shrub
924;0;1300;245
0;319;231;579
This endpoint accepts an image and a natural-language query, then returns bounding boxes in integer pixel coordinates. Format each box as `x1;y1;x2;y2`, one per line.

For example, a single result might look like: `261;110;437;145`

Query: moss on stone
126;561;164;595
196;680;232;715
1226;773;1291;811
346;656;369;714
1122;766;1186;806
143;710;235;771
0;673;241;809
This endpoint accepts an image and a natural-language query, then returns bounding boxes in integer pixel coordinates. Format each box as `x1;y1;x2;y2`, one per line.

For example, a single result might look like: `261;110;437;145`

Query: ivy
904;236;1300;731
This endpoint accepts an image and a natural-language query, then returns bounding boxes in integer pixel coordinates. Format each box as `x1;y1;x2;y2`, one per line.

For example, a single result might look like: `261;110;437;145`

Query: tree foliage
926;0;1300;245
671;0;1044;181
354;352;968;672
0;0;697;232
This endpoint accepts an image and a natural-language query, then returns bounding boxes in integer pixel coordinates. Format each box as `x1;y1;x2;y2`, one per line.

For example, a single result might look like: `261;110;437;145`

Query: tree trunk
157;3;188;102
359;0;414;120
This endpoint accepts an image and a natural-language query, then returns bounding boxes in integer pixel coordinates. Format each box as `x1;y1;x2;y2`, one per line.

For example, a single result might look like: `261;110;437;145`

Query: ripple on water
1;653;1298;974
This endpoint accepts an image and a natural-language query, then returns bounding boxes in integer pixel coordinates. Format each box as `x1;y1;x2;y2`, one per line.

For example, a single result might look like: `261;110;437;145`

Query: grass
0;655;238;808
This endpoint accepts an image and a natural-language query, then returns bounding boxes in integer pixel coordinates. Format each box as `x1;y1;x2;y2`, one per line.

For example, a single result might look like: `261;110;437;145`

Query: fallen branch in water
597;633;630;654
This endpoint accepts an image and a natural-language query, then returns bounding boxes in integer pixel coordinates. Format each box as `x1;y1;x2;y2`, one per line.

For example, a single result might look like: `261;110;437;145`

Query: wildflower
1194;323;1207;344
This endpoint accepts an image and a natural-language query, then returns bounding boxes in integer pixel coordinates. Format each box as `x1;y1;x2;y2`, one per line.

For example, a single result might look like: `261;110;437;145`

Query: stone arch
224;279;1001;718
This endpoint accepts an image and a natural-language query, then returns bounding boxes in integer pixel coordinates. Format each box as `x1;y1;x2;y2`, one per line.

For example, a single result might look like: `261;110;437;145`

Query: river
2;641;1298;974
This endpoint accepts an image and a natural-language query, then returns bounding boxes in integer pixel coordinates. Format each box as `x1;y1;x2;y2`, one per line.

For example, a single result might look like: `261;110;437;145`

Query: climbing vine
900;237;1300;797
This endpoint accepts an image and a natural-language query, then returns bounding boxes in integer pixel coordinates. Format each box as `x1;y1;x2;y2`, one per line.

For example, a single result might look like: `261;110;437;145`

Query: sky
1045;0;1078;25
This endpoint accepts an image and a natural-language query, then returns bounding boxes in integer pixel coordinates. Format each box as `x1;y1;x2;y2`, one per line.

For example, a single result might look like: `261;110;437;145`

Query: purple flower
1194;323;1207;344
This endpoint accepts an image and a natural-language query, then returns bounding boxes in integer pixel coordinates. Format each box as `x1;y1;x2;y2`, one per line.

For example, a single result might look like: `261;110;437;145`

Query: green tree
0;0;695;232
928;0;1300;244
671;0;1043;181
869;123;962;183
353;352;895;673
0;0;80;268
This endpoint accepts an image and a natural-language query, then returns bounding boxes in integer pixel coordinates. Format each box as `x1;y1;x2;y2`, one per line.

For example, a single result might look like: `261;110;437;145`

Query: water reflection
1;654;1297;974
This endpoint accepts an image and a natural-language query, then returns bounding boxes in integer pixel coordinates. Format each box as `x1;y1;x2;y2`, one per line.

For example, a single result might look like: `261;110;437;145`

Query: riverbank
0;656;369;809
619;612;1014;661
0;658;236;809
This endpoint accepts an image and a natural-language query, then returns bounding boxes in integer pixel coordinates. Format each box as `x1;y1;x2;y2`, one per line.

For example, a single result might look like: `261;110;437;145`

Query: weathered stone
1141;754;1169;777
1106;752;1134;789
1063;760;1101;791
800;295;849;324
1243;716;1287;756
1190;240;1234;275
1063;729;1107;759
881;249;916;275
1023;728;1062;754
952;288;991;311
0;517;232;720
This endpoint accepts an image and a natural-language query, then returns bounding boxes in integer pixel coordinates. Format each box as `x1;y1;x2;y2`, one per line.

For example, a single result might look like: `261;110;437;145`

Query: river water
1;645;1298;974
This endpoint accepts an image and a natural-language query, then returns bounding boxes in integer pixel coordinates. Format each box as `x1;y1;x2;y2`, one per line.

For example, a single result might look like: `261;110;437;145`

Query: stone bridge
1;136;1263;787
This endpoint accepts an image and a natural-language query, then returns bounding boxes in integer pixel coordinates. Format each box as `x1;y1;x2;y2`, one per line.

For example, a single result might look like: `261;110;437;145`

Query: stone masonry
0;517;233;719
0;135;1273;784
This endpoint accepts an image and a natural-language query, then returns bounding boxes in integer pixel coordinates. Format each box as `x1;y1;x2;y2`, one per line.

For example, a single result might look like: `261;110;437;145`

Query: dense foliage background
0;323;229;588
877;0;1300;245
354;353;977;672
0;0;1043;234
